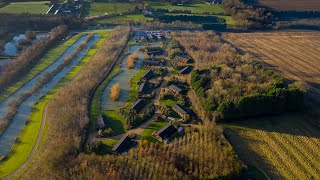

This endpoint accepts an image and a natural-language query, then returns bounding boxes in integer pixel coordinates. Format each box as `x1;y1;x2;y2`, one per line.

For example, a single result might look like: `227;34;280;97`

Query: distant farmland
252;0;320;11
0;1;49;14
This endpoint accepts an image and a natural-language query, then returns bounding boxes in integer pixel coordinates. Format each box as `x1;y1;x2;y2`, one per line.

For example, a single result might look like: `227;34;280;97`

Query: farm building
172;104;188;117
174;55;192;63
111;135;136;154
131;99;146;113
141;70;153;81
168;84;182;94
96;115;107;130
179;66;192;75
138;83;149;95
153;124;178;143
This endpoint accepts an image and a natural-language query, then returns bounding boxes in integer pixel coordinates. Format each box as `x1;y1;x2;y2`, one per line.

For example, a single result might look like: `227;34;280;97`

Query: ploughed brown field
223;31;320;105
252;0;320;11
222;31;320;179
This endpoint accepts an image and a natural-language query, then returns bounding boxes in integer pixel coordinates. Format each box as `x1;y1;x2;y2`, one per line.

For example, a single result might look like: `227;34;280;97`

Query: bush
217;101;237;120
204;100;217;111
110;83;120;101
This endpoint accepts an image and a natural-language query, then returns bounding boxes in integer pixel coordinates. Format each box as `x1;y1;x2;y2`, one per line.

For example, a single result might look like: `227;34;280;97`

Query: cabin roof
131;99;145;112
138;83;148;93
173;104;187;115
168;84;182;93
179;66;192;74
111;135;133;153
175;55;190;62
142;70;153;79
154;124;177;139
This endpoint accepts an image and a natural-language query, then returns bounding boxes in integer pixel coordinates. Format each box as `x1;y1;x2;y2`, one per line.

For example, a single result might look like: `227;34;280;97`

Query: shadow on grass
104;110;125;135
223;112;320;141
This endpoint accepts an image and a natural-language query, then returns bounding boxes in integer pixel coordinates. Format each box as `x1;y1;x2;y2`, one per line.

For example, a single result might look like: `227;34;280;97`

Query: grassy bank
0;31;109;178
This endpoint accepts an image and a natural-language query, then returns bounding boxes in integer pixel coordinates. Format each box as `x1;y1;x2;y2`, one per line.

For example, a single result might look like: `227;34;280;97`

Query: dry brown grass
110;83;120;101
125;53;138;69
254;0;320;11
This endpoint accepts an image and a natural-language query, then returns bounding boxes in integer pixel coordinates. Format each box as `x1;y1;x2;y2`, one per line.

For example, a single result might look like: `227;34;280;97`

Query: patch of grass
101;139;118;149
84;2;138;16
0;30;109;178
149;1;225;15
0;1;49;14
141;120;168;143
104;110;126;135
97;14;153;24
0;33;85;103
160;98;176;107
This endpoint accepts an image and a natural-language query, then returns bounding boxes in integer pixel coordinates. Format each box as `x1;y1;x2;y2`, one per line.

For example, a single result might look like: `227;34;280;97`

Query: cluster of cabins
111;123;184;154
172;55;193;75
135;31;165;43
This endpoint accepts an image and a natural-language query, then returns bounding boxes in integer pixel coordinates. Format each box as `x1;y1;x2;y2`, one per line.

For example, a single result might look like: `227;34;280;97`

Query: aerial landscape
0;0;319;179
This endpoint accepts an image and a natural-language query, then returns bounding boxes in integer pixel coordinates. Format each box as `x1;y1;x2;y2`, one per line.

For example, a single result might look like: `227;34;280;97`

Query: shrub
217;101;237;120
110;83;120;101
126;53;138;69
204;100;217;112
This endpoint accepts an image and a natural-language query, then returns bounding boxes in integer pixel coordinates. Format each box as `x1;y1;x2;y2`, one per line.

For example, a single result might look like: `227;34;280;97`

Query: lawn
149;0;225;15
224;113;320;179
0;1;49;14
97;14;153;24
83;2;138;16
141;120;168;143
104;110;126;135
160;98;176;107
0;33;84;103
0;30;109;178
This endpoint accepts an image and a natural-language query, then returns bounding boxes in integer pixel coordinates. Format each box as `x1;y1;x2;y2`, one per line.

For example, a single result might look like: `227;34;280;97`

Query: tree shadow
224;112;320;138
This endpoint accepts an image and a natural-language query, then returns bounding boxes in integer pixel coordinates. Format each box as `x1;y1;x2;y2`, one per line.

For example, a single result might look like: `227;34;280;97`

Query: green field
127;69;147;108
141;120;168;143
149;0;225;15
0;1;49;14
224;113;320;179
0;30;109;178
84;2;137;16
0;33;84;103
97;14;153;24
